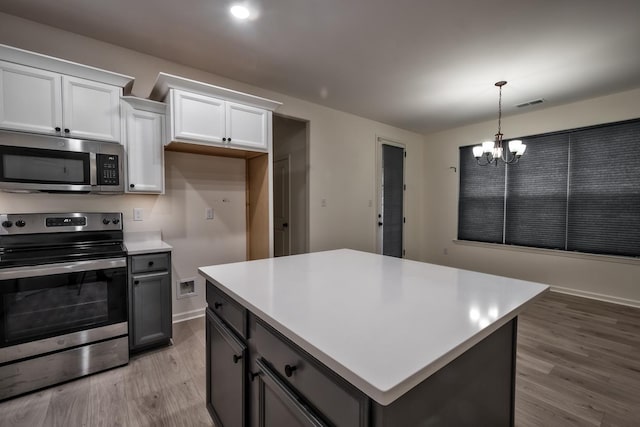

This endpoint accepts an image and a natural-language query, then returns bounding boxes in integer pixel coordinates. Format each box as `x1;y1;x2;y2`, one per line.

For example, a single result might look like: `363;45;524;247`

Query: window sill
453;240;640;266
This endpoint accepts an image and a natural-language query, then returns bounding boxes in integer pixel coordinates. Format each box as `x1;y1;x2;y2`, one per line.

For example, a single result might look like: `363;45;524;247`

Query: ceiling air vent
516;98;545;108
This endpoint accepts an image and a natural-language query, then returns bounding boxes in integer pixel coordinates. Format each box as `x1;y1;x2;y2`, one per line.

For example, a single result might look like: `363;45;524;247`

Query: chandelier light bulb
482;141;495;153
472;146;484;158
508;139;522;153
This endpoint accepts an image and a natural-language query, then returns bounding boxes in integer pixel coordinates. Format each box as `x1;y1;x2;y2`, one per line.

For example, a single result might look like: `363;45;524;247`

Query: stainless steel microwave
0;130;123;194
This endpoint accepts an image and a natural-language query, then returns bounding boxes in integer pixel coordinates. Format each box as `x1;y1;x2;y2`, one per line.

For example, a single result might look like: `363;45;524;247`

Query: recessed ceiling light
230;4;250;20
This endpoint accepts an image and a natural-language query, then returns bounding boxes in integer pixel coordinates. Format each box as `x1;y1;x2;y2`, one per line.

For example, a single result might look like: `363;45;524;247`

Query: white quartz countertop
124;231;172;255
198;249;548;406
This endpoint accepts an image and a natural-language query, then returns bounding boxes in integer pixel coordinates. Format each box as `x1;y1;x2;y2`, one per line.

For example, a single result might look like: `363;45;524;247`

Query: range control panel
0;212;123;235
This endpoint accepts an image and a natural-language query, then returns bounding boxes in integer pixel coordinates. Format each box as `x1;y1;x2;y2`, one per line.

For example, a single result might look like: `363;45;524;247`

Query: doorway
377;138;405;258
272;114;309;256
273;156;290;257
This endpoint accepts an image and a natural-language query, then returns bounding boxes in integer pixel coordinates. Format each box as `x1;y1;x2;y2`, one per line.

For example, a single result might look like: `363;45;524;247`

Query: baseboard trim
172;308;206;324
550;286;640;309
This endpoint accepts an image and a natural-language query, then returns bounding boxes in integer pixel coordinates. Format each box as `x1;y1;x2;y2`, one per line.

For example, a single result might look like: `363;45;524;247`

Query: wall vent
516;98;545;108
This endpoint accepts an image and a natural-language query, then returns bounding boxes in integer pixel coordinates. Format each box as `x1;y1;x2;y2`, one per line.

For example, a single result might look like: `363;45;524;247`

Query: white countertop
124;231;172;255
198;249;548;406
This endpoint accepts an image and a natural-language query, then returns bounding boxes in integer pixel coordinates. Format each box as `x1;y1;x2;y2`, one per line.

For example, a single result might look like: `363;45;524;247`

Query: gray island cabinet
199;249;548;427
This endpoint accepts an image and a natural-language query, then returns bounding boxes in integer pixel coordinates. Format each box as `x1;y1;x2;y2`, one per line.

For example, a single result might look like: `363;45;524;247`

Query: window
458;118;640;258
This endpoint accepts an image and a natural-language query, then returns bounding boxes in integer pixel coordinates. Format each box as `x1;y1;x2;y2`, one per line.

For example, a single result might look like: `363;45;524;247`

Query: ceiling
1;0;639;134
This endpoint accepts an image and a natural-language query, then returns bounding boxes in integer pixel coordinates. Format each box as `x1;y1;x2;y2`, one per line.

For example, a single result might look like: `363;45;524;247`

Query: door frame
375;136;406;256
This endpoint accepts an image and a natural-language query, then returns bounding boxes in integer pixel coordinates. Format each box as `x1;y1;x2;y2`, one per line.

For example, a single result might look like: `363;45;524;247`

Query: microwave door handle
90;152;97;186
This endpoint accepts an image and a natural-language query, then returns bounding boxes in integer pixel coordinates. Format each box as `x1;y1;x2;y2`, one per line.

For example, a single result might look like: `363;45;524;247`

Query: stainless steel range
0;212;128;400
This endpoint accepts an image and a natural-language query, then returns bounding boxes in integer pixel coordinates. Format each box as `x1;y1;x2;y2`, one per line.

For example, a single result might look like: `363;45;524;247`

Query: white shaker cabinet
170;88;269;152
226;101;268;150
62;76;121;143
171;89;225;144
0;60;122;143
0;61;62;135
121;97;165;194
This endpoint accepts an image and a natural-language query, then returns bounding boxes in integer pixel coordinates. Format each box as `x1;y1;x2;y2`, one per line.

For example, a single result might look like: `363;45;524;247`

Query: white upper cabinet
0;45;133;143
226;101;268;150
170;88;269;152
171;89;225;144
150;74;281;155
63;76;121;143
0;61;62;135
122;97;165;194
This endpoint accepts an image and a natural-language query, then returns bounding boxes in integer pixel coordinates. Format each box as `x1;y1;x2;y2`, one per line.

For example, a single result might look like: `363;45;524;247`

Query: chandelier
473;81;526;166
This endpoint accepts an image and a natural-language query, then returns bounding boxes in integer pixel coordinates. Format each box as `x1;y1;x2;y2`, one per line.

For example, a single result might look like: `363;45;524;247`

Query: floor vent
516;98;545;108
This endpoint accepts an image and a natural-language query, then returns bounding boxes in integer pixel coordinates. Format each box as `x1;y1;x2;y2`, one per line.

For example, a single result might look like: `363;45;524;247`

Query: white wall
422;88;640;306
0;13;426;318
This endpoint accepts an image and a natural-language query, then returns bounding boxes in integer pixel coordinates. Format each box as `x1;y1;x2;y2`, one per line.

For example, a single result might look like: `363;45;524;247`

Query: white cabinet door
172;89;225;144
0;61;62;135
124;106;164;194
62;75;121;143
226;101;268;151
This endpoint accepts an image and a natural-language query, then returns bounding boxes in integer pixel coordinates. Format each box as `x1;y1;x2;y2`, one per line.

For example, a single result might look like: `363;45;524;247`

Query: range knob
15;220;26;228
112;218;120;225
103;218;111;225
2;220;13;228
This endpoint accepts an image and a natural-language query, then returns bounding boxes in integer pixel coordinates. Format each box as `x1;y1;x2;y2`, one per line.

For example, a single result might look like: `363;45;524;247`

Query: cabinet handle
148;261;154;267
64;128;70;133
228;138;232;142
134;280;140;285
130;184;135;188
55;127;61;132
233;354;243;364
250;371;261;382
284;364;297;377
214;302;223;309
222;137;227;142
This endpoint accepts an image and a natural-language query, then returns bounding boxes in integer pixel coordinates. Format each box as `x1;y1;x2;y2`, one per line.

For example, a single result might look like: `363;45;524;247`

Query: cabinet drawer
251;318;368;427
131;253;170;274
206;281;247;339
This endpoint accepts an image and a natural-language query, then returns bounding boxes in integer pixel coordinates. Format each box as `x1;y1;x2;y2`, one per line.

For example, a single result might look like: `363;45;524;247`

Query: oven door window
0;145;90;185
1;267;126;347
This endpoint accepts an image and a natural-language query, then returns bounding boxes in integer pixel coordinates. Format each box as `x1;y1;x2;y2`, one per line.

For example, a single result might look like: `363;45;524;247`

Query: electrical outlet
177;278;197;299
206;207;214;220
133;208;143;221
321;198;327;207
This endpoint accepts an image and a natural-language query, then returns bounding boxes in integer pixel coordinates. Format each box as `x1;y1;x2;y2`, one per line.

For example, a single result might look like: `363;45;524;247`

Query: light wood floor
1;292;639;426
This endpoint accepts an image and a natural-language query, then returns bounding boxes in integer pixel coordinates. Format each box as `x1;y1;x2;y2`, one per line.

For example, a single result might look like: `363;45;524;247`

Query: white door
273;157;291;257
62;75;121;142
171;89;225;144
0;61;62;135
377;139;405;258
125;107;164;193
226;101;268;151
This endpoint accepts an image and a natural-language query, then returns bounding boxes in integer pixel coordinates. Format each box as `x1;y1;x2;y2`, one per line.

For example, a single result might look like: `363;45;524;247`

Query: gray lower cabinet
128;252;172;351
206;308;247;427
206;281;368;427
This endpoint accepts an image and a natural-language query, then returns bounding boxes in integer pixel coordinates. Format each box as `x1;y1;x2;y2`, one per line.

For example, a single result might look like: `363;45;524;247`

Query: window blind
505;133;569;249
458;118;640;258
458;145;505;243
567;121;640;256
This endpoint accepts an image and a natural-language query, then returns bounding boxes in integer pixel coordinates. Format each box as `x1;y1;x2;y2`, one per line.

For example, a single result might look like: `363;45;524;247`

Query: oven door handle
0;257;126;280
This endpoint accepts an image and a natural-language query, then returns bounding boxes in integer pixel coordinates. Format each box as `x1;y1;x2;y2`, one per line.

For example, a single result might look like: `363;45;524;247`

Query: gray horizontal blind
567;121;640;256
458;146;505;243
505;134;569;249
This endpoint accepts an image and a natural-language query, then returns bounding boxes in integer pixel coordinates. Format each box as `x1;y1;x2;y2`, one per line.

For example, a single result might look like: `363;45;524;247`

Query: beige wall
0;13;426;318
422;88;640;306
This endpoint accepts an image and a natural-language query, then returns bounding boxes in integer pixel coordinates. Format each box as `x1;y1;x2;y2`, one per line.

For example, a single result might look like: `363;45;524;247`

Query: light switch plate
206;207;214;220
133;208;143;221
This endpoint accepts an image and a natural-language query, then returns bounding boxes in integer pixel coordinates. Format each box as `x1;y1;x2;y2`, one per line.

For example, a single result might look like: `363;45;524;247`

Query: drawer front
206;281;247;339
131;253;170;274
251;318;368;427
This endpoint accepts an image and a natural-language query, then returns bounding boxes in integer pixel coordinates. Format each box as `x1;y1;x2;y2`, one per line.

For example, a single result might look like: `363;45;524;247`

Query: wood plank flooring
0;291;639;426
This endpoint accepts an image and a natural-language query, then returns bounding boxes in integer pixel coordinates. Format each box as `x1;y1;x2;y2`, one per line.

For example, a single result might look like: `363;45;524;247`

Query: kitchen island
199;249;549;426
